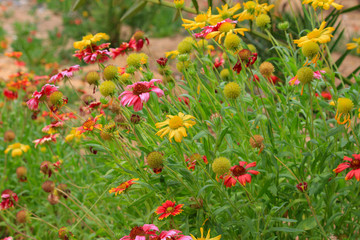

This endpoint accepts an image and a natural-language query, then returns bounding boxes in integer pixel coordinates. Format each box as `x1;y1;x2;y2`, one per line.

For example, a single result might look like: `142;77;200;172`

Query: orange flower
109;178;139;195
155;200;184;220
76;114;103;135
5;51;22;59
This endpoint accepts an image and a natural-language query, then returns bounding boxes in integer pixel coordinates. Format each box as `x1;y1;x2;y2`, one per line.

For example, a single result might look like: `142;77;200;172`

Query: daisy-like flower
109;178;138;196
221;161;259;187
5;51;22;59
289;70;325;85
4;143;30;157
200;19;248;44
119;79;164;112
335;98;354;128
294;21;335;47
334;154;360;181
27;84;59;110
0;189;18;210
76;114;103;135
120;224;159;240
302;0;343;10
157;230;192;240
234;0;274;22
155;200;184;220
110;42;129;59
182;8;212;30
190;228;221;240
73;33;110;50
155;112;196;143
74;43;111;64
347;37;360;54
209;3;241;24
42;121;64;133
186;154;208;171
33;134;59;148
48;65;80;83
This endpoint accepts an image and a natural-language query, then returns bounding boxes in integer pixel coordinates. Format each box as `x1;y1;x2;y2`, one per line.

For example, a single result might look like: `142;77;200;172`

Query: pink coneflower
33;134;59;147
0;189;18;210
119;79;164;112
334;154;360;181
48;65;80;83
157;230;192;240
221;161;259;187
27;84;59;110
120;224;159;240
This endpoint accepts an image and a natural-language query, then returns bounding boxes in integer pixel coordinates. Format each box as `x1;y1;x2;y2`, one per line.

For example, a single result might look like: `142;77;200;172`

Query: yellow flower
174;0;184;8
294;21;334;47
191;228;221;240
182;8;212;30
5;143;30;157
65;129;83;142
302;0;343;10
205;20;248;44
165;50;180;59
155;112;196;142
347;38;360;54
234;0;274;22
73;33;110;50
208;3;242;24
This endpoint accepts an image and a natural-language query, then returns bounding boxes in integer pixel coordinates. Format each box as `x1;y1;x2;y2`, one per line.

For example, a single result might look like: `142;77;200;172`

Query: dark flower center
129;226;146;238
133;83;149;95
232;165;246;177
351;159;360;169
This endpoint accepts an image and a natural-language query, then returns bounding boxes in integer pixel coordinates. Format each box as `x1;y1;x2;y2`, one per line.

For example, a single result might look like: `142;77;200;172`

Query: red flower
27;84;59;110
33;134;59;147
252;74;260;82
178;96;190;107
296;182;308;192
128;31;150;52
0;189;18;210
321;91;332;100
233;50;257;74
120;224;159;240
155;200;184;220
3;89;18;100
214;56;224;68
76;114;103;135
74;43;111;64
48;65;80;83
185;154;208;171
110;42;129;59
269;75;279;84
221;161;259;187
156;57;168;67
334;154;360;181
42;121;64;133
109;178;138;196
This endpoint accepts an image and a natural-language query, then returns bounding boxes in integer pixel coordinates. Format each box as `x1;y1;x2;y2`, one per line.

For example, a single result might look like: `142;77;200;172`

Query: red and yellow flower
76;114;103;135
155;200;184;220
109;178;139;196
221;161;259;187
334;154;360;181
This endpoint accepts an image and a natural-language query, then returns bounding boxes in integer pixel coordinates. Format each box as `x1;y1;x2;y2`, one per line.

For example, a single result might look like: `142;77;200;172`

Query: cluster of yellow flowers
73;33;110;50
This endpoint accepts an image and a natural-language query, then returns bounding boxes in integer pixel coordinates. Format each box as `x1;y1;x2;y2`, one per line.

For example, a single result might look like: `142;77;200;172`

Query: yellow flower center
337;98;354;114
166;207;174;213
195;14;207;23
221;12;231;19
245;1;256;9
169;116;183;129
219;22;234;33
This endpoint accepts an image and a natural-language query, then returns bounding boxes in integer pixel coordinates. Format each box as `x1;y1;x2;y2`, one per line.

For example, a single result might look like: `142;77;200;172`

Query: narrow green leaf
191;0;199;13
120;1;147;22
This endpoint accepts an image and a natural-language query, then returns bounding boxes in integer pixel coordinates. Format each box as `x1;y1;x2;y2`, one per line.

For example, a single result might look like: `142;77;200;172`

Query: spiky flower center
219;22;234;33
166;207;174;213
190;153;202;161
337;98;354;114
232;165;246;177
83;119;95;130
133;83;149;95
350;159;360;169
130;226;146;238
169;116;183;129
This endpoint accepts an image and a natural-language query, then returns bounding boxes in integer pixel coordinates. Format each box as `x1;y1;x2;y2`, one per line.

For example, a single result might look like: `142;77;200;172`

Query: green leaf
266;227;304;233
326;125;344;137
191;0;199;13
71;0;86;11
335;50;350;68
297;217;321;231
120;1;147;22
